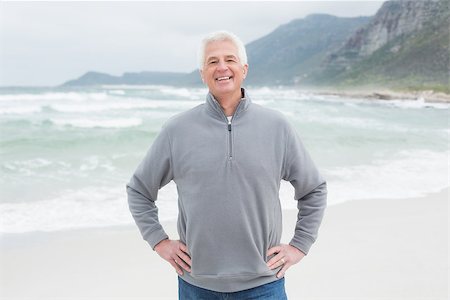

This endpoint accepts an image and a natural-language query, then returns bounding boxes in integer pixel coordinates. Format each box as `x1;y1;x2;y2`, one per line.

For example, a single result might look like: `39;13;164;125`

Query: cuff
145;228;169;250
289;234;315;255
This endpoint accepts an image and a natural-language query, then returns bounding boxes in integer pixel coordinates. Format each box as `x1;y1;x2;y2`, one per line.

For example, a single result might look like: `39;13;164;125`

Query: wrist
154;238;169;251
289;243;306;256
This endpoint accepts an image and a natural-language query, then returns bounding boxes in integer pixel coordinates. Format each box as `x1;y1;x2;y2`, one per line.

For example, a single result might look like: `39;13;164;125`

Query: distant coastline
305;88;450;104
1;84;449;104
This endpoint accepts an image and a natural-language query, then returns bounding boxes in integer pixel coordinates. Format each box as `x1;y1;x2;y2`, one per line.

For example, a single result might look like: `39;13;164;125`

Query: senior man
127;30;327;299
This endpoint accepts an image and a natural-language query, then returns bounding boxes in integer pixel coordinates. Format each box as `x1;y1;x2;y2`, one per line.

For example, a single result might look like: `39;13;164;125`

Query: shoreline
1;187;448;299
308;88;450;103
1;186;447;241
2;85;449;104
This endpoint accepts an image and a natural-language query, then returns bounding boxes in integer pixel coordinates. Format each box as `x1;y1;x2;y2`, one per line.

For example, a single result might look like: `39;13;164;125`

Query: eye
226;58;236;62
208;60;218;64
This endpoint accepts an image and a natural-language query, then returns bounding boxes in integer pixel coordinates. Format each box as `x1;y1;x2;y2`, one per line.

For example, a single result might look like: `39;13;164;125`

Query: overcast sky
0;1;383;86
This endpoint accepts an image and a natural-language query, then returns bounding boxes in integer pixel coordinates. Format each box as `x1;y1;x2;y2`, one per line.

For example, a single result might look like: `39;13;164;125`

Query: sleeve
281;122;327;255
126;125;174;250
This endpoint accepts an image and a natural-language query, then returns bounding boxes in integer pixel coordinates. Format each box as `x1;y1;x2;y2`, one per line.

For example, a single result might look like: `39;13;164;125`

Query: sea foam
0;183;178;233
0;106;42;115
50;118;143;128
0;92;108;102
323;149;449;204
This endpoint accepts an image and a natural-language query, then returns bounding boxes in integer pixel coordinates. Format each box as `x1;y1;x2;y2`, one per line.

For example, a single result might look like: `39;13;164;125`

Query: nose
217;60;228;71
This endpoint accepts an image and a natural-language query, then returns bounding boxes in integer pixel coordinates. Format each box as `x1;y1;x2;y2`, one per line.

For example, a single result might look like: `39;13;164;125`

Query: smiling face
200;39;248;101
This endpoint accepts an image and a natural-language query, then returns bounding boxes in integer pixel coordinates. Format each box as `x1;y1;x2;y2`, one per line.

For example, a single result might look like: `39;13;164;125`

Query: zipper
212;98;244;161
227;100;243;160
228;119;232;160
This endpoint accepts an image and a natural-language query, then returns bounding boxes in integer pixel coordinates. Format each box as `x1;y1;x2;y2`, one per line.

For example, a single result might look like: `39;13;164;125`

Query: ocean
0;85;448;234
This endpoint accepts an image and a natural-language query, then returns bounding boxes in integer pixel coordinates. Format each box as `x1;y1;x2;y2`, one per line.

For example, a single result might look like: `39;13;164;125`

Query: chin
217;83;238;91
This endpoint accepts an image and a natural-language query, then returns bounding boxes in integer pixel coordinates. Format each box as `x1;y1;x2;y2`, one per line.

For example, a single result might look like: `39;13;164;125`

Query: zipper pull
228;120;231;131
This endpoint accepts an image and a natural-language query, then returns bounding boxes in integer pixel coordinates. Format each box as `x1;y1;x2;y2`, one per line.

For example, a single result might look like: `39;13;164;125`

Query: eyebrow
206;55;238;62
206;57;218;63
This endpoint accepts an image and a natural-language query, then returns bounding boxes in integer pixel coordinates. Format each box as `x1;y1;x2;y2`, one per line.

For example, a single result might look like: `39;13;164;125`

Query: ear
242;64;249;79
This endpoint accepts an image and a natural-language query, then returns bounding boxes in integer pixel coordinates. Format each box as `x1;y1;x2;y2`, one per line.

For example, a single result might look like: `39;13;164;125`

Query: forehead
204;40;239;59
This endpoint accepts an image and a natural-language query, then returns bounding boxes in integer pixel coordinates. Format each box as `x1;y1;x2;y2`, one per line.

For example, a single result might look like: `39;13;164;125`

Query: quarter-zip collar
205;88;252;122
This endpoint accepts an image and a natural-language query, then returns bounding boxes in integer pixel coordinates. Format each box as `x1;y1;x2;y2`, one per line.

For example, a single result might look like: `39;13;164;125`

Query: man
127;31;327;299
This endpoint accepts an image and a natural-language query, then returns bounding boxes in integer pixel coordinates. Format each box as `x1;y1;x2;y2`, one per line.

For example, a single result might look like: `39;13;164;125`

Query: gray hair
197;30;248;70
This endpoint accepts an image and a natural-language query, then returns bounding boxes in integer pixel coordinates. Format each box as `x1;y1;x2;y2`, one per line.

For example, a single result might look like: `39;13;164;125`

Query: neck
214;88;243;117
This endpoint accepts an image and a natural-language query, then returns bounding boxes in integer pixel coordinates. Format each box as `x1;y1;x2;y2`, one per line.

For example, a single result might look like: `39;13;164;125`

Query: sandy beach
1;188;448;300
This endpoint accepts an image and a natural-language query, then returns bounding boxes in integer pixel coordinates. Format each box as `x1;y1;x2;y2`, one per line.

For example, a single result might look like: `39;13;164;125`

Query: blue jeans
178;277;288;300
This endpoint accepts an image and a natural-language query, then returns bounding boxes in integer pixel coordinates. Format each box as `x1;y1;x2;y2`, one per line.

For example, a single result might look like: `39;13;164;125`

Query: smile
216;76;233;81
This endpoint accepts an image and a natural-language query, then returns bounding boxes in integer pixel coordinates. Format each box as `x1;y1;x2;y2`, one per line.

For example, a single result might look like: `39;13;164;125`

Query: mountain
315;0;450;91
63;71;122;86
245;14;370;85
63;71;191;87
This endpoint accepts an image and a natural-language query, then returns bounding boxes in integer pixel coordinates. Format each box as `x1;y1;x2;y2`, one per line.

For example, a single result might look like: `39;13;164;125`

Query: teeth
217;76;231;81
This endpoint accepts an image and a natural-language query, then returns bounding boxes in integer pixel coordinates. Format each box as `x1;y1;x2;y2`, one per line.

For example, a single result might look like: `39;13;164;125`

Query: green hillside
314;0;450;93
245;14;370;85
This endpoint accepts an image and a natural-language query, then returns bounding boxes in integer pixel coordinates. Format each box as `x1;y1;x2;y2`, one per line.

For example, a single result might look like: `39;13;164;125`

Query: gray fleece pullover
126;88;327;293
